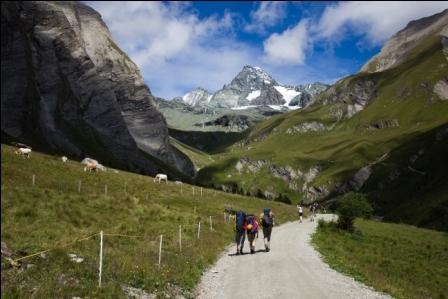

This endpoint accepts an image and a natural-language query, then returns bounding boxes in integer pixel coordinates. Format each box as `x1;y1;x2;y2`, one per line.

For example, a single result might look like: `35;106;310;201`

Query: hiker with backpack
235;210;246;255
297;204;303;223
260;208;275;252
245;214;259;254
310;203;316;222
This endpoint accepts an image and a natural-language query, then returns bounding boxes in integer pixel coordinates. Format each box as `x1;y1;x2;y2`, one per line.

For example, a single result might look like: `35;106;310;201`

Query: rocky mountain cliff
1;1;195;178
361;9;448;73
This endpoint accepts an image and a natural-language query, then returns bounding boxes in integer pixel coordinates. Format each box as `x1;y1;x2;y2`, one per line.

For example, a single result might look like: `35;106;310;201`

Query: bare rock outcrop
1;2;194;177
361;9;448;73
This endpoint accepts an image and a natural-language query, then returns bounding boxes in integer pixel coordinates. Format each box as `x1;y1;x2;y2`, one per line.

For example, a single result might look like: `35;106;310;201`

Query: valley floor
196;214;390;299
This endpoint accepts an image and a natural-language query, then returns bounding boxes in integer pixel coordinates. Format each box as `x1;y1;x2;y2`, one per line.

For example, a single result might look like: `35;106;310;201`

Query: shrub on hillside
337;192;373;231
275;193;292;204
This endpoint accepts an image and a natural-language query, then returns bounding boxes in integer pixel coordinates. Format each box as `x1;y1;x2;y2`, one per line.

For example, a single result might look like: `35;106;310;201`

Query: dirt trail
196;214;391;299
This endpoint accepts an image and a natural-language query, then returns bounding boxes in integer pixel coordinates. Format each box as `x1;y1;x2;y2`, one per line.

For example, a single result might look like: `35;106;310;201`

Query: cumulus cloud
262;1;447;67
85;1;256;98
263;19;310;65
316;1;448;45
86;1;447;96
245;2;287;34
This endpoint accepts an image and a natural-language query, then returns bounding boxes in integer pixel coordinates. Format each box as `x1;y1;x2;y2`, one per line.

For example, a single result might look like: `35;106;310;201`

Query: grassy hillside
1;144;296;298
312;219;448;299
196;34;448;230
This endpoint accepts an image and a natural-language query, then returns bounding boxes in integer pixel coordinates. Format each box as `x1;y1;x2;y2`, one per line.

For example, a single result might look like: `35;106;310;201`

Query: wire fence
2;161;241;294
7;208;236;291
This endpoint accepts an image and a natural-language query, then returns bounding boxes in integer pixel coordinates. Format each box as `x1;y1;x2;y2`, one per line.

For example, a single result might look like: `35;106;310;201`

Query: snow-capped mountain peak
182;87;211;106
179;66;329;110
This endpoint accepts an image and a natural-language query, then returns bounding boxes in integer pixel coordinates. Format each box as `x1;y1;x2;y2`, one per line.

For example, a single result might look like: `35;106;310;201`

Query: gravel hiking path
196;214;392;299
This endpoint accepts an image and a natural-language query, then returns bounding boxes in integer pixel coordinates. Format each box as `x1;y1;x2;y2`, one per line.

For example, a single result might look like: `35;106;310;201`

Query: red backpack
245;215;258;233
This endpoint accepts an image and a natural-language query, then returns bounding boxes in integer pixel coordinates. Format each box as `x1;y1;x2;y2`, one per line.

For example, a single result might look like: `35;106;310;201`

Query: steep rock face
251;85;285;105
210;65;278;107
361;9;448;73
1;1;194;177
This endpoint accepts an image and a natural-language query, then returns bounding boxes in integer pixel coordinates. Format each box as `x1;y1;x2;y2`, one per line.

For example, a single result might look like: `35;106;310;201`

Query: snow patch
268;105;285;111
246;90;261;102
231;105;258;110
274;86;300;105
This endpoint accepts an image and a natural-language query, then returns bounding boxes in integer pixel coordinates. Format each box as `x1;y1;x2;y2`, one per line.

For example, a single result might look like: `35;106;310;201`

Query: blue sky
86;1;447;99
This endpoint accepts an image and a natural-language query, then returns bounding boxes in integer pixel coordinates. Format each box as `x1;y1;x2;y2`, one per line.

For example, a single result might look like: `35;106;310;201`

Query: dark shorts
299;212;303;216
262;226;272;241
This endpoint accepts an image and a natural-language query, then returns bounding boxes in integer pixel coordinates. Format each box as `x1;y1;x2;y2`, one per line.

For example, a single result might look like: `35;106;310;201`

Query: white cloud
316;1;448;45
85;1;253;98
245;2;287;34
263;19;310;65
87;2;234;66
85;1;447;97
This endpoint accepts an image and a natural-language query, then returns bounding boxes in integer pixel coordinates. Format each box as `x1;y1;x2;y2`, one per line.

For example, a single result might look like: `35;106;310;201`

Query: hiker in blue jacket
235;210;246;255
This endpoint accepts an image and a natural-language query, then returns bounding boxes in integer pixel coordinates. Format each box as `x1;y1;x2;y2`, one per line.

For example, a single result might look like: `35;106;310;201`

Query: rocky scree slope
1;1;194;178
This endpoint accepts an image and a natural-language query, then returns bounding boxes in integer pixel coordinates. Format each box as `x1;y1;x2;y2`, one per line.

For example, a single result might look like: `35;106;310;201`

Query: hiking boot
250;249;255;254
265;246;269;252
239;249;244;255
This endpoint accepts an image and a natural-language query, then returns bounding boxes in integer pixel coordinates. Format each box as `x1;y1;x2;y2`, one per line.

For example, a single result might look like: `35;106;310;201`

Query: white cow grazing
154;174;168;184
61;156;68;163
175;181;183;185
81;157;106;171
15;148;32;158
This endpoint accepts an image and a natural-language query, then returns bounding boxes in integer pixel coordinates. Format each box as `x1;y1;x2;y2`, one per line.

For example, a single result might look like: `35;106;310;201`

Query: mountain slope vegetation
197;12;448;231
1;144;296;297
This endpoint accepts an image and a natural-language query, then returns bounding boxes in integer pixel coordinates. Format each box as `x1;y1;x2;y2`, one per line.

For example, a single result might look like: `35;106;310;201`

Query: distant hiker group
235;208;275;255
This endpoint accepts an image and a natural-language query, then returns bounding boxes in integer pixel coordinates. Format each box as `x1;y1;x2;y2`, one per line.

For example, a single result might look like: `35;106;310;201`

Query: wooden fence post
209;216;213;231
78;180;82;193
197;222;201;239
104;185;108;196
158;235;163;268
179;225;182;251
99;231;103;288
32;174;36;186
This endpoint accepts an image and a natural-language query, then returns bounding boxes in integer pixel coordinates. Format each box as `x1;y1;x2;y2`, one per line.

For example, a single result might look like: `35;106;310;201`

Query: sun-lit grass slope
197;33;448;230
1;144;296;298
169;137;215;170
312;219;448;299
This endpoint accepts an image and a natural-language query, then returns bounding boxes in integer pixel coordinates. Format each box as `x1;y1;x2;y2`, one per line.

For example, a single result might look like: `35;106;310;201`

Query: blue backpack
236;211;246;231
262;208;273;228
